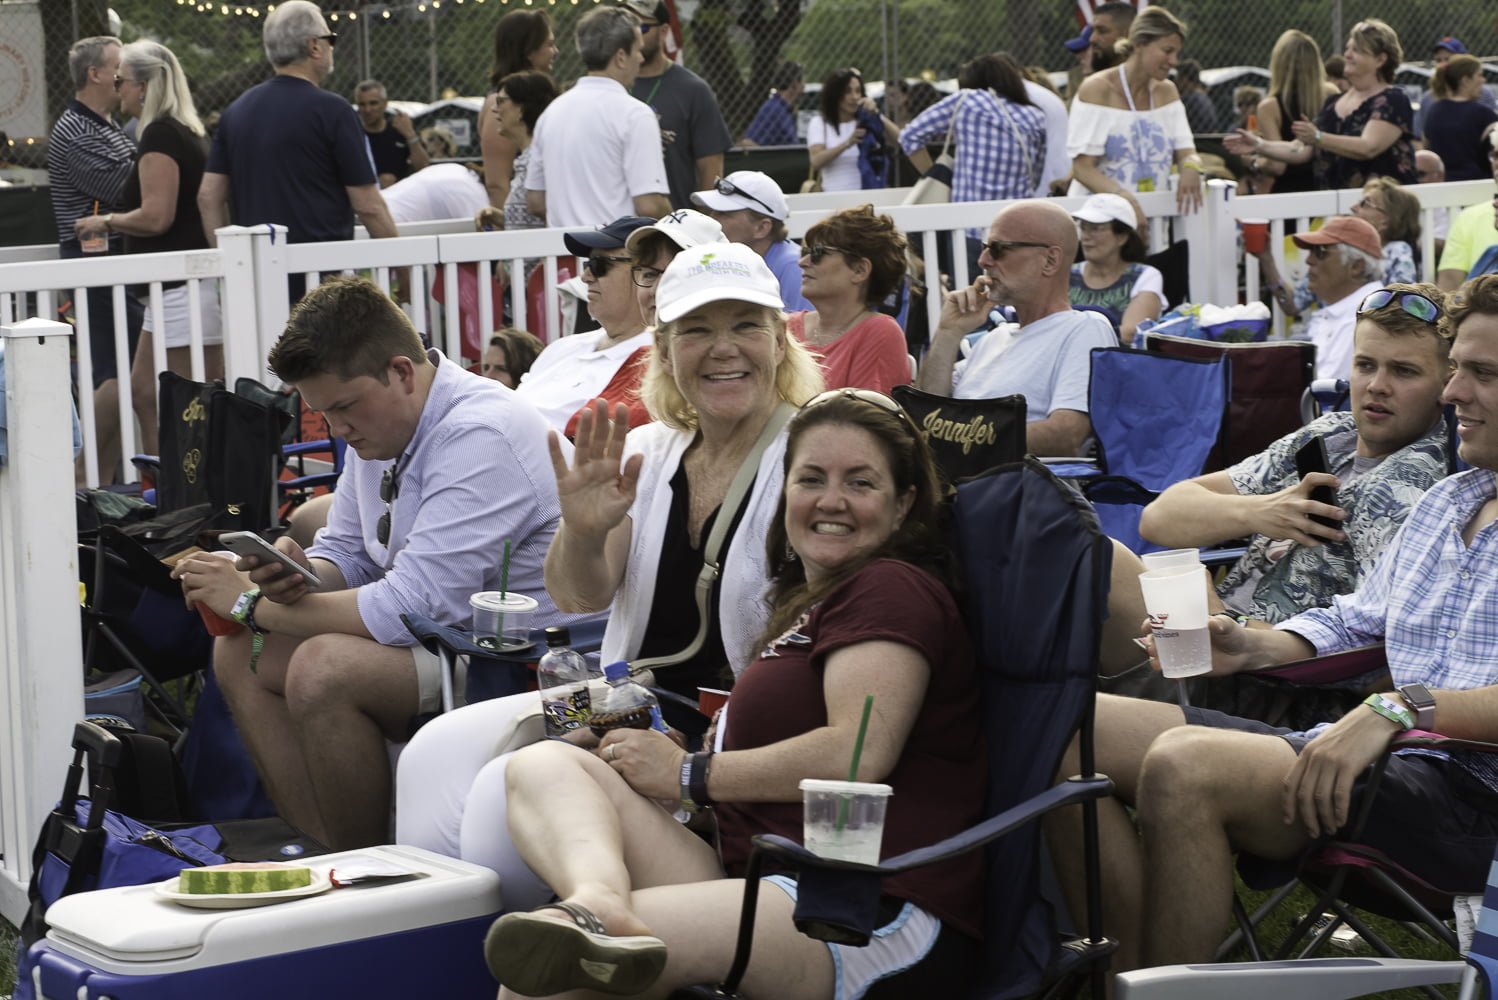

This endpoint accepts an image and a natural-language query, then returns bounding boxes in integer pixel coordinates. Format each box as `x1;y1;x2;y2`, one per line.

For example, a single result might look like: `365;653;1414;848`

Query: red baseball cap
1291;216;1382;260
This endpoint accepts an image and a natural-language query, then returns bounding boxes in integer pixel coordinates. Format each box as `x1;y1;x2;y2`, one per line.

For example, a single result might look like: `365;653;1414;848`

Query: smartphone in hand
218;531;322;590
1293;437;1341;531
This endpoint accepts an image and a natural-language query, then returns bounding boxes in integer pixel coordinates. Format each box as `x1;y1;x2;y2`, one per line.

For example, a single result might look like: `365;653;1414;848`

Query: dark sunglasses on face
316;32;338;47
714;176;777;217
801;244;850;265
1358;287;1443;324
982;239;1052;259
1307;245;1332;260
584;254;633;279
377;464;400;546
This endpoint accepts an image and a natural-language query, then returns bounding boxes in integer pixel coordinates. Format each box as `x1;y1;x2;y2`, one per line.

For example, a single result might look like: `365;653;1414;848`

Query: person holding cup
481;388;984;998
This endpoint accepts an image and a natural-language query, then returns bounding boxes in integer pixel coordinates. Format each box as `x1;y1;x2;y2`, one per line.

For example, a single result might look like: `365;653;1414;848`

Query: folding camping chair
890;384;1027;488
1144;333;1316;472
1053;348;1230;553
672;458;1117;1000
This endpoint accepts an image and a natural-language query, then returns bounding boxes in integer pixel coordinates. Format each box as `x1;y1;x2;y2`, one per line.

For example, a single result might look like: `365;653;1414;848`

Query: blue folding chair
1052;348;1230;554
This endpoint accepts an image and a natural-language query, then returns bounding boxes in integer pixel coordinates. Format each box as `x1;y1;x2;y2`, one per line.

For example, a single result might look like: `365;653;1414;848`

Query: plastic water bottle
537;626;591;738
588;661;668;738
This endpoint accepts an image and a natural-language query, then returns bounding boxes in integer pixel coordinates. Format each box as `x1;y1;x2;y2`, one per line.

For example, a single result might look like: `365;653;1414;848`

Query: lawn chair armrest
1253;644;1388;688
1115;957;1468;1000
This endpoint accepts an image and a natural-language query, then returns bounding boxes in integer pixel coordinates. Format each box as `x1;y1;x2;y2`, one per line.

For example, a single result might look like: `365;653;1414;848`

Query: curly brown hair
803;205;909;306
1448;274;1498;336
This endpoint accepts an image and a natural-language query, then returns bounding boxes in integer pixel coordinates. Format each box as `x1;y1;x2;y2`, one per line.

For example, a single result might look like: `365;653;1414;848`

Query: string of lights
172;0;609;15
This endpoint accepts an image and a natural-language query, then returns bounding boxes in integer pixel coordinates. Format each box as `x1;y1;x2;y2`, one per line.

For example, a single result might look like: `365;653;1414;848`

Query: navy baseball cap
563;216;656;257
1064;24;1094;54
1434;37;1468;55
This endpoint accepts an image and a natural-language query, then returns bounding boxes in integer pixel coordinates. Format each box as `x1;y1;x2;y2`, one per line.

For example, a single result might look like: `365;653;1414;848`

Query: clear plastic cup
469;592;538;651
1138;566;1212;679
1141;548;1200;573
800;779;892;865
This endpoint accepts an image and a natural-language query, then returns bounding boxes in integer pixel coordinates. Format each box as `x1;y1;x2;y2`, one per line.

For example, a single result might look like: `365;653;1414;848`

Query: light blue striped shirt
307;350;586;646
1281;467;1498;788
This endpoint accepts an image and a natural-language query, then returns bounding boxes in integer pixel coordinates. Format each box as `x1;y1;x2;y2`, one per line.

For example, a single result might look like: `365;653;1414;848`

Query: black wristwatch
1396;682;1436;731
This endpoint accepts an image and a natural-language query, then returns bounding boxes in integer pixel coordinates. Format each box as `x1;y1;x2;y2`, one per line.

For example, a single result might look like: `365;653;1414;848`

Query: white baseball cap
1071;193;1140;232
690;171;790;222
655;243;785;324
624;208;728;255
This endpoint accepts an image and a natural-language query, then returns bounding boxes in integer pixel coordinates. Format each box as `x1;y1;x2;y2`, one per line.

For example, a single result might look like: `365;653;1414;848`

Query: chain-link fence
4;0;1494;154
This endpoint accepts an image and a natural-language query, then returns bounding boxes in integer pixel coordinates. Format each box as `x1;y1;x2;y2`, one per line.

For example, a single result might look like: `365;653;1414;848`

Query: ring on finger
607;744;617;762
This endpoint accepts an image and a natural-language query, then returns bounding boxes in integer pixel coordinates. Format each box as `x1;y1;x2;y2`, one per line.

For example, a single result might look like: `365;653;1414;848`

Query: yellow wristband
1183;161;1205;174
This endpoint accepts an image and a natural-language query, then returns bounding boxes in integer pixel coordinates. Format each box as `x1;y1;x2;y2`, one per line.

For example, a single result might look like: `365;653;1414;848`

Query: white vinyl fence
0;177;1490;923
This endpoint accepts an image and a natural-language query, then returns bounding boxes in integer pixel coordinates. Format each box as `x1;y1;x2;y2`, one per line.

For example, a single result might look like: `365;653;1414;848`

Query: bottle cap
603;661;630;681
544;625;572;648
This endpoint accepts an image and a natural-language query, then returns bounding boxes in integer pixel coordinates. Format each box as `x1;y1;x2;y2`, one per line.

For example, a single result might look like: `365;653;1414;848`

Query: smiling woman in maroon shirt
484;388;984;1000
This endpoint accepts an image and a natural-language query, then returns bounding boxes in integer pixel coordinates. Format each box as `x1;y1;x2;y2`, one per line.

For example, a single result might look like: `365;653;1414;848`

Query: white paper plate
155;869;333;909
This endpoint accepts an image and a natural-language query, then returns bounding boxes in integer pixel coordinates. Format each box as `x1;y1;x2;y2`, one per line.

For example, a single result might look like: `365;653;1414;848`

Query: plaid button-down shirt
1282;467;1498;789
899;90;1047;239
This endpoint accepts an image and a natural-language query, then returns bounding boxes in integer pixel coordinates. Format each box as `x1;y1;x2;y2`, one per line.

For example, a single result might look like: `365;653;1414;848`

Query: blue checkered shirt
1279;467;1498;790
900;90;1047;239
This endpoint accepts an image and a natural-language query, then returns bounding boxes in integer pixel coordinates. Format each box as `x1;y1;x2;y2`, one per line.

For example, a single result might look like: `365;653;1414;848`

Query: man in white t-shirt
1291;216;1384;382
379;163;488;224
917;200;1116;456
525;6;670;228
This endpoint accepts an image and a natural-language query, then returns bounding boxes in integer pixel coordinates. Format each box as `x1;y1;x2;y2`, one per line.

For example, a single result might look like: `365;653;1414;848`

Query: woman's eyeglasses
804;387;917;430
1358;288;1443;324
584;254;633;279
377;464;401;546
714;176;778;218
801;244;850;265
630;265;663;288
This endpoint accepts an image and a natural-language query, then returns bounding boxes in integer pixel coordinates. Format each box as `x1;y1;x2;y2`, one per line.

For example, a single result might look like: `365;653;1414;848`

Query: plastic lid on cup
799;779;893;797
470;591;539;613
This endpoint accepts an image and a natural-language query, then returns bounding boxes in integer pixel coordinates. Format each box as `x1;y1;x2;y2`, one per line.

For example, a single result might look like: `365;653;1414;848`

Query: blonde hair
1348;19;1402;84
1432;54;1483;100
122;41;204;136
1116;6;1186;60
1267;30;1328;124
640;307;825;430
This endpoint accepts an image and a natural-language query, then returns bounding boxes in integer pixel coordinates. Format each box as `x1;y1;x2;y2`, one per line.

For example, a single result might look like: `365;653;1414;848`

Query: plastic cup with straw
800;694;892;864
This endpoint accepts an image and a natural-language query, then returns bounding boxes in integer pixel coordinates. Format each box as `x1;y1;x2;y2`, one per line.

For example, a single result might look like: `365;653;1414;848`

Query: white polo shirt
526;76;669;229
1304;280;1381;383
514;327;653;434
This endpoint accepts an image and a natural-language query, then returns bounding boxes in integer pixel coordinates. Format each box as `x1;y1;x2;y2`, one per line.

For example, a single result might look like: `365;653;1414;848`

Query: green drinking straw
836;694;875;832
497;539;512;646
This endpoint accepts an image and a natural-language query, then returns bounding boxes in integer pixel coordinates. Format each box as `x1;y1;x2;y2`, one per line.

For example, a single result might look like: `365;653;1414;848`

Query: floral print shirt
1313;87;1416;190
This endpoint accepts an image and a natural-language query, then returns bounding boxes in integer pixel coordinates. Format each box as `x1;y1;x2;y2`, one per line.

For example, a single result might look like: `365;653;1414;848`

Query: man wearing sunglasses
1283;216;1386;382
198;1;398;251
916;200;1117;457
1053;275;1498;981
525;6;670;228
174;277;592;851
690;170;811;312
515;215;657;434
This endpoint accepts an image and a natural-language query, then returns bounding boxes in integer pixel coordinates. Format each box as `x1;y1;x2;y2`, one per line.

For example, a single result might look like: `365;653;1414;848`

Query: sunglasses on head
714;176;777;217
982;239;1052;259
377;464;400;546
584;254;633;279
1358;288;1443;324
803;387;917;431
801;244;850;265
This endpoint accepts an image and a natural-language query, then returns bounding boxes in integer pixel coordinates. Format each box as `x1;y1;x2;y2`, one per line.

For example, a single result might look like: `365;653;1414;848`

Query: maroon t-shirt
715;558;986;939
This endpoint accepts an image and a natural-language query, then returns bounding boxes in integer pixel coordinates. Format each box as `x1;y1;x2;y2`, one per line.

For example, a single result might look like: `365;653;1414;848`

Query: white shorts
141;282;223;348
762;874;941;1000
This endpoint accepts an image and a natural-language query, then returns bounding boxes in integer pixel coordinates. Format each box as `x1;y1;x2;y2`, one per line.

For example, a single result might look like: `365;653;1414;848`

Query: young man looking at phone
173;277;590;850
1049;273;1498;984
1097;284;1451;690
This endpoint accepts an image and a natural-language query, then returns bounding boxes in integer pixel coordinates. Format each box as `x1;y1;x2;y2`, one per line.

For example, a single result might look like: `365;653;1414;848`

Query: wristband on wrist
1213;612;1249;628
1312;128;1323;146
228;588;267;673
678;754;696;811
687;751;713;809
1363;692;1415;730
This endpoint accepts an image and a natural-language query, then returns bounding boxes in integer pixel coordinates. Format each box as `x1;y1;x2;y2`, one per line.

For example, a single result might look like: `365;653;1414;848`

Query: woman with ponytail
1422;54;1497;181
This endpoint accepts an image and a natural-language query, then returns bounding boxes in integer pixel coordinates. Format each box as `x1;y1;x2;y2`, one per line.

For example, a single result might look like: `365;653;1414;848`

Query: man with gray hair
46;34;145;483
355;79;428;187
525;5;670;228
199;0;397;250
1289;216;1386;381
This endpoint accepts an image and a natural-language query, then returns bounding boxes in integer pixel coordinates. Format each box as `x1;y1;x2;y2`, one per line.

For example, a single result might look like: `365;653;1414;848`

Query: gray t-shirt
952;309;1118;415
630;65;733;209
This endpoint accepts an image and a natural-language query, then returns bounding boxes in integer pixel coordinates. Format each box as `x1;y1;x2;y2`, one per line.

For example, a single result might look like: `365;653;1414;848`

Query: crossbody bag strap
631;401;797;673
937;89;968;160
